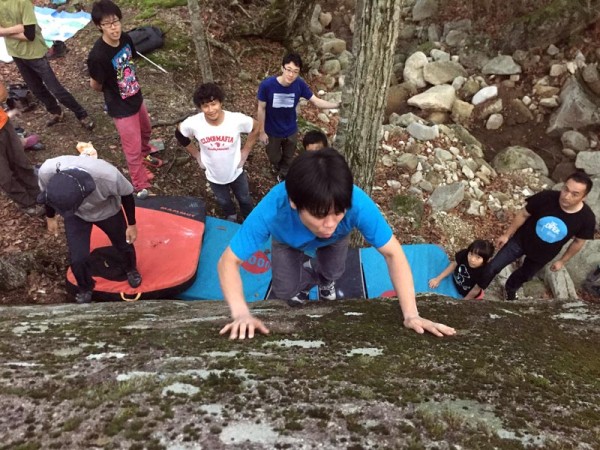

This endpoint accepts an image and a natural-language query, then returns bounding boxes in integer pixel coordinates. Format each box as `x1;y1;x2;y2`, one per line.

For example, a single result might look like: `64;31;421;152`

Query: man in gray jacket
38;155;141;303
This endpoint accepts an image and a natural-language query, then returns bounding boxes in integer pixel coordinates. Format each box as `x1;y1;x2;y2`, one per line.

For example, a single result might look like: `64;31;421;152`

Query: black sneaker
287;289;309;307
319;280;337;300
127;269;142;288
505;289;517;301
75;290;92;304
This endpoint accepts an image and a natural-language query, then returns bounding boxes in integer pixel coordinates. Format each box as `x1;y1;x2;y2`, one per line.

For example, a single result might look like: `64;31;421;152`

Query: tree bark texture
187;0;214;83
334;0;402;195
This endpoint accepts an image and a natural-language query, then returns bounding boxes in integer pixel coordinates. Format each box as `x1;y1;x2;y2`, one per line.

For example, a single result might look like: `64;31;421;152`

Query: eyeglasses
283;66;300;75
100;19;121;28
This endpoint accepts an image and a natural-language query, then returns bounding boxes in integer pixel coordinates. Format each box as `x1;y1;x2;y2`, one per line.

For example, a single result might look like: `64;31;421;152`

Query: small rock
486;113;504;130
407;122;439;141
472;85;498;105
547;44;560;56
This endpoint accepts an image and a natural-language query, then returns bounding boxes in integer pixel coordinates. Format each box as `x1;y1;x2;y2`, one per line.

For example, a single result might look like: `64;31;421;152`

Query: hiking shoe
288;289;310;307
23;134;44;151
319;280;337;301
126;269;142;288
75;290;93;304
46;112;64;127
47;41;68;59
79;116;95;131
505;289;517;301
21;204;45;217
135;189;150;200
143;154;164;168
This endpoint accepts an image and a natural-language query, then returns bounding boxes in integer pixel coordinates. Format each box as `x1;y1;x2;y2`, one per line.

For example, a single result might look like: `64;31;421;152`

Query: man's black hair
91;0;122;26
282;52;303;70
193;83;225;107
467;240;495;264
285;147;353;218
302;130;328;150
566;170;593;195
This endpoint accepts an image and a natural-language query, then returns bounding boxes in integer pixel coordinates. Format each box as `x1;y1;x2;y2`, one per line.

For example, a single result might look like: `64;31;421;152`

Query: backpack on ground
127;26;164;54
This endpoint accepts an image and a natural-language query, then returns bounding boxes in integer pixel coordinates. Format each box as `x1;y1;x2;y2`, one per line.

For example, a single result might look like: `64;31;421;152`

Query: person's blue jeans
208;171;253;218
13;56;88;119
270;235;349;299
481;237;547;295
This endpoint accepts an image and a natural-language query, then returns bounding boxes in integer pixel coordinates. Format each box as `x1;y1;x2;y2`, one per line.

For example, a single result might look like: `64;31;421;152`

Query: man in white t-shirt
176;83;259;222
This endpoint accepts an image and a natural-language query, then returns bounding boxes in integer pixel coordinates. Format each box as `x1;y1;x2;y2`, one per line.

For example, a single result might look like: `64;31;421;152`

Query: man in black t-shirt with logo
476;171;596;300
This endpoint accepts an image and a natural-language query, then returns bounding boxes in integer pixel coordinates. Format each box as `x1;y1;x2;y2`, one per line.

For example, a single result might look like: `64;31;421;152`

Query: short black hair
566;170;593;195
193;83;224;107
467;240;495;264
282;52;303;70
302;130;328;149
91;0;122;26
285;147;353;218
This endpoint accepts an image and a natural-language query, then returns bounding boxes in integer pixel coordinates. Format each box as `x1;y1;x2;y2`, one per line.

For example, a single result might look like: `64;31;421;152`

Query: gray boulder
561;130;590;153
412;0;438;21
403;52;429;88
492;146;549;176
407;122;439;141
390;112;423;127
407;84;456;112
423;61;468;85
428;182;465;211
562;239;600;287
544;267;578;300
482;55;522;75
321;37;346;55
547;77;600;135
445;30;468;47
575;151;600;175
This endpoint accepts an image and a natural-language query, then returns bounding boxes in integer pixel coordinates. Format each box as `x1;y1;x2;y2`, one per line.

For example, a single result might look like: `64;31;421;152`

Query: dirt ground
0;0;594;305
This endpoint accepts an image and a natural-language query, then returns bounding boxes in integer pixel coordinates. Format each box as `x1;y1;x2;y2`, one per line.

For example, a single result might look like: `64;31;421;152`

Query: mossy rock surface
0;298;598;448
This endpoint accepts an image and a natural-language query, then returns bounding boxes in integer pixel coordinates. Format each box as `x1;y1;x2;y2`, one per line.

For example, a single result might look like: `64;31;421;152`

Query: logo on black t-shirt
535;216;568;243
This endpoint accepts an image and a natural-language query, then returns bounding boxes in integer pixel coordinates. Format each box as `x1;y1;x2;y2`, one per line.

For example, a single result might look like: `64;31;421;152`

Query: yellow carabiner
120;292;142;302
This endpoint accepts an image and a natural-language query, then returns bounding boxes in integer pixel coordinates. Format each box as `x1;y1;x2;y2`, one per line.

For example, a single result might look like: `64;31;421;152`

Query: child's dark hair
91;0;122;26
302;130;328;149
285;147;353;218
193;83;224;107
467;240;495;264
282;52;303;70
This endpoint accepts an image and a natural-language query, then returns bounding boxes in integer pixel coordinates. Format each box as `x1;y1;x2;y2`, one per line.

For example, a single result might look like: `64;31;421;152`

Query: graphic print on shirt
454;264;471;289
272;93;295;109
112;45;140;100
535;216;568;243
200;134;234;152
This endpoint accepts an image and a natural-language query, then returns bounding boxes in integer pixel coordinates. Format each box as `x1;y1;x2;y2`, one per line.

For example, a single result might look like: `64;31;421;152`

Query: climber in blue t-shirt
218;148;456;340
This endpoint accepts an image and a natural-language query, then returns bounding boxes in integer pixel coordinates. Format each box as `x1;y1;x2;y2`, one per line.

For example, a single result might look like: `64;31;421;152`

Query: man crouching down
38;155;142;303
218;147;456;339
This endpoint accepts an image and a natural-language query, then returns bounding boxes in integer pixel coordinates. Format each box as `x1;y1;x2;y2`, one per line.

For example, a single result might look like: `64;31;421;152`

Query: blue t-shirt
257;76;313;138
230;183;393;261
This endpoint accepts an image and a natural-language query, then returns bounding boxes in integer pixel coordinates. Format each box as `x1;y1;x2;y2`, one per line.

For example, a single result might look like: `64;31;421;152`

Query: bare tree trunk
187;0;213;83
334;0;402;195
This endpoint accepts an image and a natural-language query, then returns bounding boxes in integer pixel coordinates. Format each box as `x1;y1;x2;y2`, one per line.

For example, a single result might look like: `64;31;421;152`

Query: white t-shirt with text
179;111;254;184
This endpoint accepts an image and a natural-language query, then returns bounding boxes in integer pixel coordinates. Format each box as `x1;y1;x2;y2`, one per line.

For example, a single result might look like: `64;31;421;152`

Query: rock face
423;61;468;85
547;77;600;135
428;182;465;211
0;300;598;449
492;146;549;176
407;84;456;111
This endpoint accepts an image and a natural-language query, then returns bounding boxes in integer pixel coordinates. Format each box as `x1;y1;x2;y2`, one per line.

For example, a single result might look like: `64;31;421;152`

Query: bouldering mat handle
120;292;142;302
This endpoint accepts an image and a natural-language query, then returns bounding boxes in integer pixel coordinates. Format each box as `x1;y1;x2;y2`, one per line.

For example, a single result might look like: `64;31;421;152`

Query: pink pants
113;103;153;191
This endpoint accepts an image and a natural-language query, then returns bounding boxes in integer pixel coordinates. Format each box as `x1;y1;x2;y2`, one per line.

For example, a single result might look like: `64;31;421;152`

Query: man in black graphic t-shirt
476;171;596;300
87;0;160;198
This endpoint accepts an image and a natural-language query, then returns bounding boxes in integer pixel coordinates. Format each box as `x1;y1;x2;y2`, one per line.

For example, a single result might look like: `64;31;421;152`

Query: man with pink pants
86;0;161;199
